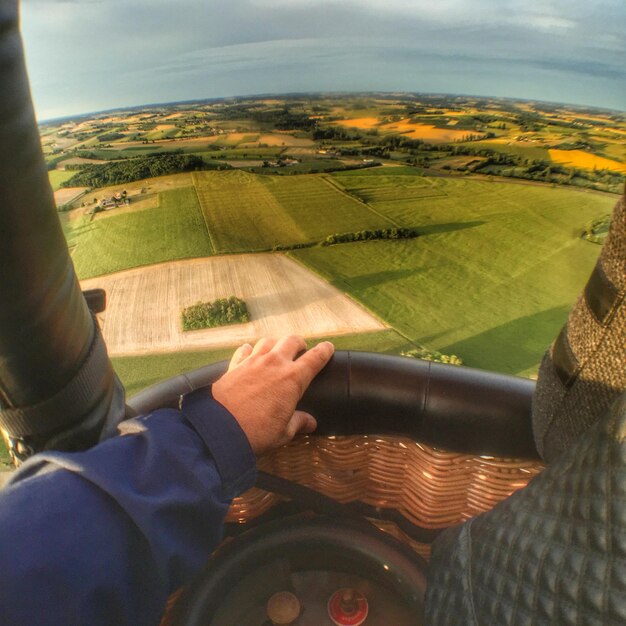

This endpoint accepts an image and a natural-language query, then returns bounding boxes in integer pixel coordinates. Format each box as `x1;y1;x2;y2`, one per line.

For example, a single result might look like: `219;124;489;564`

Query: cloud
19;0;626;118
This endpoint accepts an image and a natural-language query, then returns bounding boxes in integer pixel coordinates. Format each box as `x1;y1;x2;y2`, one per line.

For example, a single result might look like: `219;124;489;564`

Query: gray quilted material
425;392;626;625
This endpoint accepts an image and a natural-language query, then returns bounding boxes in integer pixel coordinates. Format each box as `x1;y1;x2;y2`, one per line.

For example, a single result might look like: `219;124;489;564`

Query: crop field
192;170;292;253
48;169;75;190
58;159;619;375
548;149;626;174
333;117;380;129
380;120;479;142
81;255;386;356
293;171;617;375
54;187;88;207
468;140;550;161
70;186;212;278
260;175;389;236
334;173;447;205
192;170;390;253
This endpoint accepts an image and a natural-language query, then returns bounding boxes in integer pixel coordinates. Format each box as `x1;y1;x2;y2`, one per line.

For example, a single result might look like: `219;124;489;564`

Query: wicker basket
227;434;544;561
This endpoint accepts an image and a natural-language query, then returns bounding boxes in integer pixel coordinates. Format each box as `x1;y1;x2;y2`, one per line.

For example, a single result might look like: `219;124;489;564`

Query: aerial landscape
40;93;623;395
2;1;626;623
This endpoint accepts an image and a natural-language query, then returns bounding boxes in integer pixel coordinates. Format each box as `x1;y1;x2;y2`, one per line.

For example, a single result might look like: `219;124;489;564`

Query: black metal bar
0;3;122;459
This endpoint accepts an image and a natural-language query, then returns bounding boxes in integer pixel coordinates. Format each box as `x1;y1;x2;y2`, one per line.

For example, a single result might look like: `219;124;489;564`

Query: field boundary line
284;251;394;330
321;175;402;227
191;172;218;254
286;251;425;350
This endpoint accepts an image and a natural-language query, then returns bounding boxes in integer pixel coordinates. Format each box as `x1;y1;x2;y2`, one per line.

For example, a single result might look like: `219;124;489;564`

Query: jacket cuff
181;388;257;500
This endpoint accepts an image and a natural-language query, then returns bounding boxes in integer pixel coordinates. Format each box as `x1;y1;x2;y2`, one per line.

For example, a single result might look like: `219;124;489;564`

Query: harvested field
82;254;385;355
54;186;88;206
253;133;314;147
333;117;484;142
549;149;626;174
59;157;107;168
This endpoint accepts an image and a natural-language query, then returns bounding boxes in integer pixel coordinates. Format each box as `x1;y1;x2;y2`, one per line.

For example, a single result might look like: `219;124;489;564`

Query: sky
20;0;626;121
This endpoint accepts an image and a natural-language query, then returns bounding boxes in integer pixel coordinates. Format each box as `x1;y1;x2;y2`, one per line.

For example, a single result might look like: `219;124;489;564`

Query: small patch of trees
181;296;250;331
322;227;420;246
97;132;125;142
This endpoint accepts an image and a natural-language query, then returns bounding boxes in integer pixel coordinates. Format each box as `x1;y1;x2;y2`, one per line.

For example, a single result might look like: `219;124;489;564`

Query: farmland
192;170;390;254
548;149;626;174
192;170;293;253
48;169;75;190
70;186;212;278
39;93;623;387
63;164;617;378
292;170;615;376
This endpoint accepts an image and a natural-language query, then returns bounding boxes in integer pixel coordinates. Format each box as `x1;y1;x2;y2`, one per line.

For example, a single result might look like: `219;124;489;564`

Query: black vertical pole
0;2;123;462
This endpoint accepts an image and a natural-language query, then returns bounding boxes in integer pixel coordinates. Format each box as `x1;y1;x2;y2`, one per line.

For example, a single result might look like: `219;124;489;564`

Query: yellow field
381;120;483;142
334;117;380;130
334;117;483;142
549;149;626;174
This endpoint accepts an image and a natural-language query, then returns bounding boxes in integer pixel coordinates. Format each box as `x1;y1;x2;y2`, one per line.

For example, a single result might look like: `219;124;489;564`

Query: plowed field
81;254;385;355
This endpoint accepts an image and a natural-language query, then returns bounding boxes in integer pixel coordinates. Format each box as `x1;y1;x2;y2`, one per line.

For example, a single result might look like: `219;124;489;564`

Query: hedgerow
322;227;420;246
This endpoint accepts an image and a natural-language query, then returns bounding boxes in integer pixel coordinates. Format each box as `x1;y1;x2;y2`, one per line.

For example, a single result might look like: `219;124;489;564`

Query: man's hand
212;336;334;455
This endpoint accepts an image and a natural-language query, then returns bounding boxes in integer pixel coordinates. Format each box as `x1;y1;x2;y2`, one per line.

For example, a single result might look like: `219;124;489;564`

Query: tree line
322;227;420;246
61;153;225;188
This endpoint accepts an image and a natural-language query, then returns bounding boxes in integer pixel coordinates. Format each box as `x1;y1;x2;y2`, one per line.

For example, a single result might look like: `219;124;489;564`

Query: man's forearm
0;393;256;626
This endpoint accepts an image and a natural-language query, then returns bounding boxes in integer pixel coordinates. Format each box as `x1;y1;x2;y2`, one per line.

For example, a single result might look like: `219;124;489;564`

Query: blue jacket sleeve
0;390;257;626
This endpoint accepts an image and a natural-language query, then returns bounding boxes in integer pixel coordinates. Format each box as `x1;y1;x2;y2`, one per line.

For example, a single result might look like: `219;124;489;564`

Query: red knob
328;588;369;626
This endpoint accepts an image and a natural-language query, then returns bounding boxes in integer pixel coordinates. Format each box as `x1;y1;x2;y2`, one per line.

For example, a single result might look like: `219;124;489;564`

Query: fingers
294;341;334;387
273;335;307;360
228;342;253;372
286;410;318;440
251;337;277;355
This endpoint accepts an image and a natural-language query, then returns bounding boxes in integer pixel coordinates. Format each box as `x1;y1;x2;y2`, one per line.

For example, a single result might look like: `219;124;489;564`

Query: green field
193;170;389;253
48;169;75;190
193;170;293;252
292;172;616;375
62;167;617;375
261;174;389;238
334;172;448;205
70;186;213;278
466;141;550;161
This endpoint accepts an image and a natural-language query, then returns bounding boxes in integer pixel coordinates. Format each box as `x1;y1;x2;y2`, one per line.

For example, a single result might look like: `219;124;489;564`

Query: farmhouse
98;190;129;211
